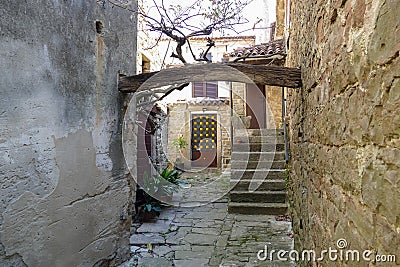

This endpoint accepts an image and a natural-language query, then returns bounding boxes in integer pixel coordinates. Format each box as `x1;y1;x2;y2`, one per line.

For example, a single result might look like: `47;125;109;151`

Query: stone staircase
228;129;288;215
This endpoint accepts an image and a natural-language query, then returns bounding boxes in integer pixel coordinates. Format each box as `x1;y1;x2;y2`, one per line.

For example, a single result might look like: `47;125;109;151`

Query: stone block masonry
232;82;247;117
287;0;399;265
265;85;283;129
167;102;231;170
0;1;137;266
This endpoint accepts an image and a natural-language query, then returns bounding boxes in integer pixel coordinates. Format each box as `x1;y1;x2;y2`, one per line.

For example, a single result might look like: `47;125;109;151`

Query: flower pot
142;210;157;222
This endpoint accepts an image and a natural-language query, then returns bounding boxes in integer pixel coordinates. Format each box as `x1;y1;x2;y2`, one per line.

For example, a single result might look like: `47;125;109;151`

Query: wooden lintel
118;63;302;93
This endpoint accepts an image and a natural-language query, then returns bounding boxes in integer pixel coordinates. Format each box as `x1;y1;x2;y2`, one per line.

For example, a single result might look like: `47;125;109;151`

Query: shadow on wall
1;130;129;266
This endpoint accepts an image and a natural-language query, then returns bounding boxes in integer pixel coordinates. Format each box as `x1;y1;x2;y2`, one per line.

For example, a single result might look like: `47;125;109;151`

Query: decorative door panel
191;114;217;168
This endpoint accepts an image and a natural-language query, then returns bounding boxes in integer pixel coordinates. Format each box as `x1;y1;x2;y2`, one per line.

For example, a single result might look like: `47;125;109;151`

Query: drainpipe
282;86;289;164
230;82;234;143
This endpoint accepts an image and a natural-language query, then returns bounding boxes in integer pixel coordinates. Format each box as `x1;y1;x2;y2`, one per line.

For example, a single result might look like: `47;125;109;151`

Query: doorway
246;83;266;129
190;114;218;168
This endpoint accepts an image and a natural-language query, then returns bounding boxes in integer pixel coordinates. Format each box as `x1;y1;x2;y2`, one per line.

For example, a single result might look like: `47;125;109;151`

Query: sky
240;0;276;37
148;0;278;103
142;0;276;42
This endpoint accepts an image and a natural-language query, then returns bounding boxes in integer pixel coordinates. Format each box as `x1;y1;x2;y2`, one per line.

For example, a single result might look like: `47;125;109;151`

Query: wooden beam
118;63;301;93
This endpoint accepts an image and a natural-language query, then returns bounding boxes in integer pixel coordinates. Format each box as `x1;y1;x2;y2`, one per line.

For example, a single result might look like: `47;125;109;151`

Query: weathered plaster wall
167;102;231;169
0;1;137;266
287;0;399;265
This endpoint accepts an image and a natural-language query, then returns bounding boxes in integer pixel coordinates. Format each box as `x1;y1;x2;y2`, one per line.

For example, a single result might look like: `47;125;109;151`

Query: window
192;82;218;98
141;54;150;73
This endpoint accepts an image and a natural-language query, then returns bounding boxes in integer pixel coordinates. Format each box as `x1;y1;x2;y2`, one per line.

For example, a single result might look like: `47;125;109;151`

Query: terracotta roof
227;39;286;58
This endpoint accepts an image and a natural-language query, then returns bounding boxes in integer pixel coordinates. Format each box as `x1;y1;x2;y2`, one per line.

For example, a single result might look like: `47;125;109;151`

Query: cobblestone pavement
120;170;294;267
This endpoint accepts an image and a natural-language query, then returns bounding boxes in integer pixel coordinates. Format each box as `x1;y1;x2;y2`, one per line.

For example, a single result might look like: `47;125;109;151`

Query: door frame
190;111;219;168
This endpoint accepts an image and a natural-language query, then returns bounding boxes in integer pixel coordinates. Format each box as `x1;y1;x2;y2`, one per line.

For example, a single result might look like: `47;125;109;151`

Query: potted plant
136;173;164;222
173;136;188;171
160;168;180;185
145;169;179;203
139;190;162;222
158;167;180;202
135;168;181;221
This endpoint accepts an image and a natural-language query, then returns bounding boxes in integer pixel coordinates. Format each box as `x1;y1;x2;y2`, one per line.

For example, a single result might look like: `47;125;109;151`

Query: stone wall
167;101;231;170
0;1;137;266
151;104;169;173
265;85;282;129
232;82;247;118
287;0;399;265
275;0;286;39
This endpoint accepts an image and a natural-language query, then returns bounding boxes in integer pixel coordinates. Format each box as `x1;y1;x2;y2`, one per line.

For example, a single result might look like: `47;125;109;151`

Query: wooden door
246;83;266;129
137;114;152;184
191;114;218;168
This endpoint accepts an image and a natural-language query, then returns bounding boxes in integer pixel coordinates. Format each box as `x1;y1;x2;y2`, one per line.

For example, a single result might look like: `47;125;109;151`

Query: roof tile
228;39;286;58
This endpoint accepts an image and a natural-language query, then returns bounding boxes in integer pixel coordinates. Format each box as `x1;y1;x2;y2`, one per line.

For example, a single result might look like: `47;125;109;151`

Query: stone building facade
167;100;231;170
136;0;162;73
0;1;137;266
229;39;287;130
287;0;399;265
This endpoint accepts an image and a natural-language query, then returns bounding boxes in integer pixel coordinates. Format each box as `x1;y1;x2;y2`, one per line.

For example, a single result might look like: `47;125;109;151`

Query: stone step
228;202;288;215
235;129;284;137
231;152;285;161
229;191;286;203
231;160;286;169
231;179;286;191
231;169;287;180
234;135;284;143
233;143;285;152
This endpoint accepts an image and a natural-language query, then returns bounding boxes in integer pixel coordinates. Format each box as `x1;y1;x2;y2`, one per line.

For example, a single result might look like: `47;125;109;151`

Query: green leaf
146;204;152;212
153;206;162;212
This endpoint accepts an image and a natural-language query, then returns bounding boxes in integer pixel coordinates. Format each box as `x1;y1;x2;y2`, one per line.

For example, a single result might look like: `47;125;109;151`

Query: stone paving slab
174;258;209;267
130;233;165;245
152;245;173;257
183;233;219;245
119;170;294;267
137;257;174;267
136;221;171;233
175;249;213;260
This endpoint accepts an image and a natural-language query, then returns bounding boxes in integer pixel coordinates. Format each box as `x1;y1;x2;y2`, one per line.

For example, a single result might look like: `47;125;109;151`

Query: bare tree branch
106;0;255;64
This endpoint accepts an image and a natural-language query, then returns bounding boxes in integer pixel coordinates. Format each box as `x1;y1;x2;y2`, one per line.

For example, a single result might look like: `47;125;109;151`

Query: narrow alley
1;0;398;266
121;170;294;267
